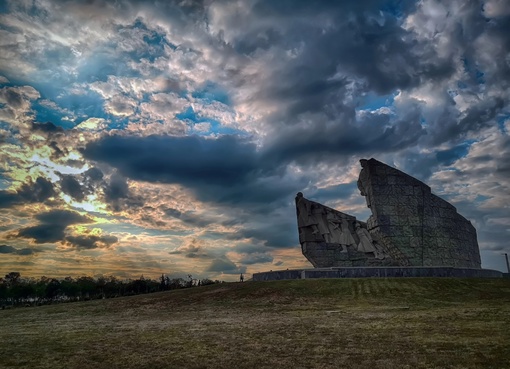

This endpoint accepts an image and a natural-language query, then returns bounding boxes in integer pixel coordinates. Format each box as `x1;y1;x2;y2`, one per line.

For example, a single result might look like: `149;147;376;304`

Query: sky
0;0;509;281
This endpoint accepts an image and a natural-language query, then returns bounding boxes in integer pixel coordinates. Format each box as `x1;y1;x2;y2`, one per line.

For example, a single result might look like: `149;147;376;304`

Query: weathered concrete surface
296;193;394;267
357;158;481;268
252;267;502;281
295;158;481;269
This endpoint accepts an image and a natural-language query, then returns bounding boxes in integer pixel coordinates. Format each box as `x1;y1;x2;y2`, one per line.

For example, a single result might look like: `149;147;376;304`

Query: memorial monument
253;158;501;280
296;158;481;269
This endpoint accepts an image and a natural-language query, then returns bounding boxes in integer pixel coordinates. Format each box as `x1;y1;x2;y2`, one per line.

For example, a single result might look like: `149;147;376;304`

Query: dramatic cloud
0;245;41;255
0;0;509;279
83;134;261;186
60;175;85;201
64;234;118;250
207;257;246;275
168;238;209;259
16;210;91;244
0;177;56;208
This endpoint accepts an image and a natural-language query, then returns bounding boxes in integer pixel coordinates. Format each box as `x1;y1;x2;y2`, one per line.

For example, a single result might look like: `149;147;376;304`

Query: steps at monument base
252;267;503;281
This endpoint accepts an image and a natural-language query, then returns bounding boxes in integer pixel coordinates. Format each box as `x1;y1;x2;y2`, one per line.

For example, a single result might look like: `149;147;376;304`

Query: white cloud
104;95;137;117
483;0;510;17
76;118;106;130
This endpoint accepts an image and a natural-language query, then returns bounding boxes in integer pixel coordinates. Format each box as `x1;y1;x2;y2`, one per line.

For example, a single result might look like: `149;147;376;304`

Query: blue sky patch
356;92;396;111
192;81;231;106
176;107;240;135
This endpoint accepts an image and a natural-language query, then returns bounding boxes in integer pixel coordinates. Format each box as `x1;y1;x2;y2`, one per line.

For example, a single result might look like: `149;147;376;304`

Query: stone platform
252;267;503;281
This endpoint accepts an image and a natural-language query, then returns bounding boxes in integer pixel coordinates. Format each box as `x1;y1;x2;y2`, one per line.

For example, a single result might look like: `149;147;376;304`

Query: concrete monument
296;158;481;269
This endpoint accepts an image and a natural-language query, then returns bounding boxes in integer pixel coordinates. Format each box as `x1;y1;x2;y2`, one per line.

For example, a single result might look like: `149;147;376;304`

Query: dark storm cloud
82;132;310;249
64;234;118;249
0;245;41;255
0;245;17;253
2;0;508;276
60;175;85;201
163;208;213;228
31;121;64;134
239;221;297;249
0;177;55;208
17;210;91;244
17;177;56;202
225;0;446;120
35;210;90;226
273;12;447;99
206;257;246;274
218;0;508;152
430;96;506;146
83;134;261;187
84;167;104;181
16;248;40;255
0;192;18;209
49;141;66;159
263;111;425;167
102;172;143;212
17;224;67;244
104;173;129;202
83;134;305;206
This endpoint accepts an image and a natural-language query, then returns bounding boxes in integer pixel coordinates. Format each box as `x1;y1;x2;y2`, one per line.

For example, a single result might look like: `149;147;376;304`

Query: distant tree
60;277;79;300
168;278;185;289
96;276;107;298
17;280;36;302
130;278;147;294
45;279;61;300
200;279;215;286
4;272;21;287
160;274;167;291
4;272;23;305
0;272;224;309
0;278;7;305
103;276;120;297
34;277;50;301
76;276;96;299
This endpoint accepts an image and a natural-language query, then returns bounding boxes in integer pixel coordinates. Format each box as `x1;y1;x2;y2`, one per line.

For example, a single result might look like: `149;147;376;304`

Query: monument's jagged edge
296;192;396;268
252;267;503;281
292;158;484;272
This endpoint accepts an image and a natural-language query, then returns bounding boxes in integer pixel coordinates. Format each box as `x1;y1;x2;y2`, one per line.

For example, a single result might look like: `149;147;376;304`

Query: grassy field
1;278;510;369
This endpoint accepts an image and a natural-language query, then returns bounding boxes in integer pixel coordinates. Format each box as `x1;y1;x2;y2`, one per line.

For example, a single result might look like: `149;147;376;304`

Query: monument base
252;267;503;281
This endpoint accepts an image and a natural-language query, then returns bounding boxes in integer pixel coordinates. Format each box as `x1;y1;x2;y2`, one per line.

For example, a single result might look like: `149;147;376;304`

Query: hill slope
2;278;510;369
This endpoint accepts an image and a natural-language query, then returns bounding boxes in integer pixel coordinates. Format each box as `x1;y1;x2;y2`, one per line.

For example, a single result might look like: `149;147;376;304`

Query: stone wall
357;158;481;268
252;267;502;281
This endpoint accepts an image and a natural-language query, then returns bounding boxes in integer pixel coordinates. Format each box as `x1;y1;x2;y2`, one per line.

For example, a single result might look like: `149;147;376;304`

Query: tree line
0;272;221;309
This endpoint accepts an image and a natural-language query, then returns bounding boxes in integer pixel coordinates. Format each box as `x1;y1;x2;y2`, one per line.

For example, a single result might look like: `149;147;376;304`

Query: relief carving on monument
296;158;481;269
296;192;392;267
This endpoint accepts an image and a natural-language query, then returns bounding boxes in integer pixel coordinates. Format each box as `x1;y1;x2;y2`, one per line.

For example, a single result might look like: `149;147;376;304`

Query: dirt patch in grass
1;278;509;368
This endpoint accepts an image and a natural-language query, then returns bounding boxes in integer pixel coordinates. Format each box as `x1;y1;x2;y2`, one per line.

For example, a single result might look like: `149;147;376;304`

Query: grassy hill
1;278;510;369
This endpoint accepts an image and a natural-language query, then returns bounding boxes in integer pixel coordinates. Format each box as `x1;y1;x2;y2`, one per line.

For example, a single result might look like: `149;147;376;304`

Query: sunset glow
0;0;509;280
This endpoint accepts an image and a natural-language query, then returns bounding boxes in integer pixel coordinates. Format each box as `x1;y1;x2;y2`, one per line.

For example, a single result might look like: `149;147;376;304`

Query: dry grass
1;278;510;369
